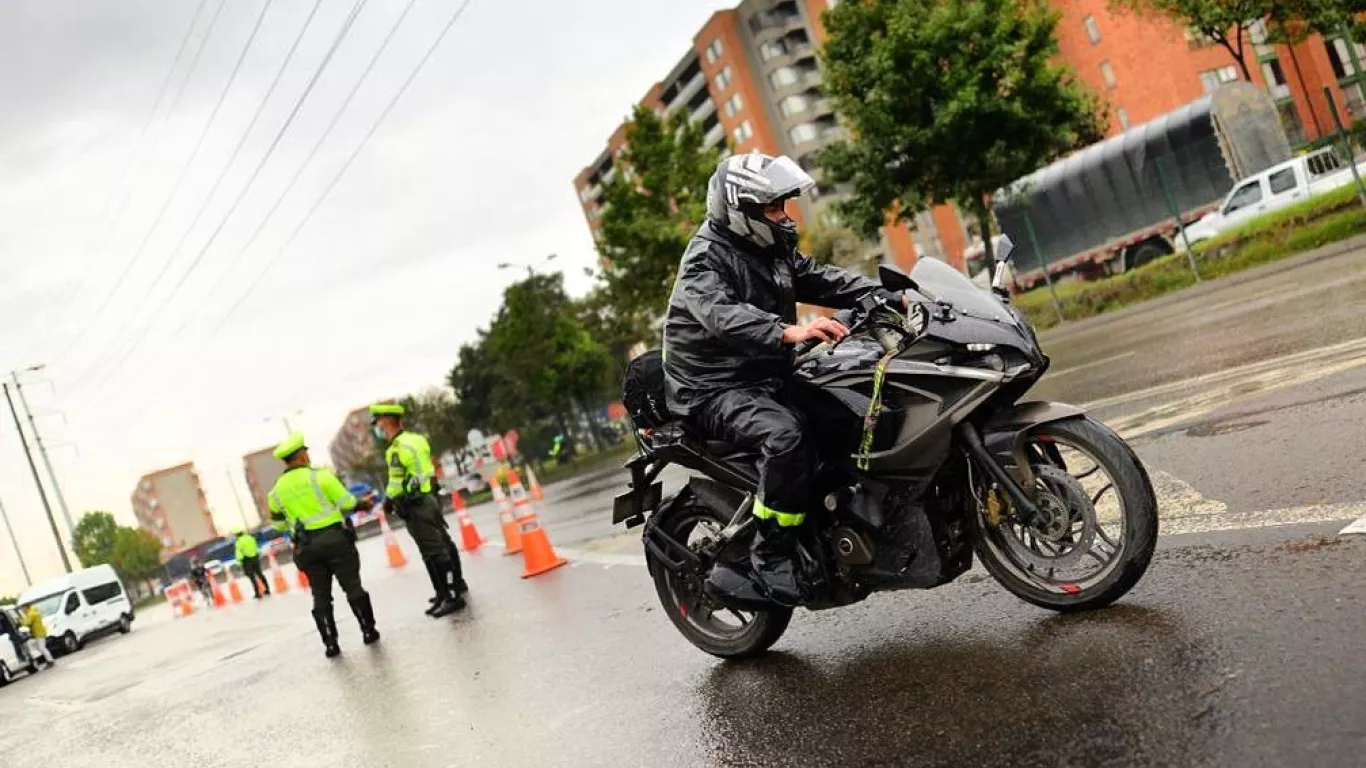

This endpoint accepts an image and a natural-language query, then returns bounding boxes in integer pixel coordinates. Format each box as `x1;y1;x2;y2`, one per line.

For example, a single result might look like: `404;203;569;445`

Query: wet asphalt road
7;241;1366;766
2;521;1365;768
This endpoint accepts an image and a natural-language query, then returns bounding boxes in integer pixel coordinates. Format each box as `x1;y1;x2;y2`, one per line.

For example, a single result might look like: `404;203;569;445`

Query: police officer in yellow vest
267;432;380;657
370;403;466;617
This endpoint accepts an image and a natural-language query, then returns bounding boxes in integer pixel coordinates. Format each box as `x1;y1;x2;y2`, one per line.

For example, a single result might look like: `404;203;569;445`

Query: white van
17;564;135;656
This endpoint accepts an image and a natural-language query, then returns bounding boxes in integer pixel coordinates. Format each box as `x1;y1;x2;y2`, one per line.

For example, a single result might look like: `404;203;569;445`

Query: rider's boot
749;519;805;607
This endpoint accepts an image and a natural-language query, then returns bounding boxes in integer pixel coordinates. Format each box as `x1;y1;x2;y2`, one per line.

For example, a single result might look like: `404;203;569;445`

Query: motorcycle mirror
878;264;919;293
993;234;1015;263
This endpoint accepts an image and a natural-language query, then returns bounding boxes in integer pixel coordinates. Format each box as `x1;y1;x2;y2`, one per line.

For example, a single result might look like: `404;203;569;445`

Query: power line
71;0;373;398
50;0;272;367
63;0;334;393
211;0;478;336
179;0;422;337
22;0;213;367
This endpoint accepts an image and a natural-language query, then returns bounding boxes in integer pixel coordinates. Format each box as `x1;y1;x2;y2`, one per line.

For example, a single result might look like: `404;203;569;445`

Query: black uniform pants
693;387;813;528
295;525;366;613
241;556;269;596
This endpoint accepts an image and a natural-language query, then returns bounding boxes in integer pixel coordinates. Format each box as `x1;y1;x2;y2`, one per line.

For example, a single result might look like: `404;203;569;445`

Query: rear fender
981;401;1086;489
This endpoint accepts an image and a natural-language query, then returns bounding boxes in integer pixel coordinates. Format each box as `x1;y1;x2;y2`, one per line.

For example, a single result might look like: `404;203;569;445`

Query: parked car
0;607;42;686
461;473;490;495
1182;147;1363;246
17;564;134;657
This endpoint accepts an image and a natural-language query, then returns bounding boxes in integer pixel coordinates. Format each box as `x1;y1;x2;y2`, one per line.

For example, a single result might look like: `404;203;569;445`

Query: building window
1199;66;1239;93
732;120;754;144
1262;58;1291;100
714;65;733;92
1084;15;1101;44
760;40;788;61
1100;60;1116;89
725;93;744;117
779;93;810;116
1184;28;1215;49
1116;107;1130;130
789;122;821;144
770;67;799;88
705;38;724;64
1327;38;1366;79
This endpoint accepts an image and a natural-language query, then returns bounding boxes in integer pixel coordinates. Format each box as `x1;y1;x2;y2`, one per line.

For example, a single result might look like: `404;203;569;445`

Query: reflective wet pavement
2;521;1365;767
7;244;1366;766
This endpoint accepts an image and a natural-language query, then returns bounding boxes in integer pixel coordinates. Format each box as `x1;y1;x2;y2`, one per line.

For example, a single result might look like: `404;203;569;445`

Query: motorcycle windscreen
910;258;1016;324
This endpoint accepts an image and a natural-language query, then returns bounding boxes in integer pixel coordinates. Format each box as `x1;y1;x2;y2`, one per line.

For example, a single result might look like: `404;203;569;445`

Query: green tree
818;0;1107;260
0;595;15;606
399;387;469;466
594;104;720;342
111;527;163;584
1111;0;1270;80
449;274;614;445
1267;0;1366;41
801;214;878;274
72;511;120;568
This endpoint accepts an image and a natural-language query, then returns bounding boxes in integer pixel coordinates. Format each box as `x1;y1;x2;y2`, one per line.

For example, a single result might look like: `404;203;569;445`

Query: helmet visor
759;155;816;201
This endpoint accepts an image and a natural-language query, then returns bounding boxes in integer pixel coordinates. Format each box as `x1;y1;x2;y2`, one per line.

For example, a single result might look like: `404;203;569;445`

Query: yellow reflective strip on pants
752;498;804;527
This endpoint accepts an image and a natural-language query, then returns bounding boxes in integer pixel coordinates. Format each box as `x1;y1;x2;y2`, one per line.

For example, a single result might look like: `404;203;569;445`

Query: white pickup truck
1184;147;1364;246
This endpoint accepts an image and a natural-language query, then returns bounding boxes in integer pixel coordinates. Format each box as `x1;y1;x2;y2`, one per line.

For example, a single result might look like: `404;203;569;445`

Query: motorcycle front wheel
649;502;792;659
971;415;1158;612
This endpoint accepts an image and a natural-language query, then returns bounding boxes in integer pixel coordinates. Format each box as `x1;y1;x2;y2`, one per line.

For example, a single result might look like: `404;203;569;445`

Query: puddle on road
1184;419;1269;438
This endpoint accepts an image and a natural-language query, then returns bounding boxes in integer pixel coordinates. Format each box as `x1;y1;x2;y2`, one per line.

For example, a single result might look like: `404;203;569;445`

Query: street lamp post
12;366;76;540
0;494;31;587
2;381;71;572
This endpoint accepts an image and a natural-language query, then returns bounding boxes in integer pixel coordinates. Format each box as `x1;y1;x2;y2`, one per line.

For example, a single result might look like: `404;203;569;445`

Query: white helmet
705;153;816;252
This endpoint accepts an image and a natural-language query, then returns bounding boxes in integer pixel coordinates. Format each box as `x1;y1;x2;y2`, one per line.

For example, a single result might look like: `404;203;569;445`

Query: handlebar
792;294;923;365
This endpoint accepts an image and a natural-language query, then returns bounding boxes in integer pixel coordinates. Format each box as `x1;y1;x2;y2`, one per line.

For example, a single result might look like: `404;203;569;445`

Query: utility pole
0;494;32;587
3;382;71;572
12;370;76;539
225;465;252;530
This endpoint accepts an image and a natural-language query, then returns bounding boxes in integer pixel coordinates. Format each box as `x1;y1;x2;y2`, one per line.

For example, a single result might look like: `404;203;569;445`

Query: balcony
689;97;717;126
749;2;802;36
704;122;726;148
665;69;708;116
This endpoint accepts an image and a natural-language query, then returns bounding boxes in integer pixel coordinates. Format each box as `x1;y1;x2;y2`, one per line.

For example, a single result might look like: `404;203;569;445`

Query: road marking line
1046;351;1136;380
1338;513;1366;536
1082;335;1366;411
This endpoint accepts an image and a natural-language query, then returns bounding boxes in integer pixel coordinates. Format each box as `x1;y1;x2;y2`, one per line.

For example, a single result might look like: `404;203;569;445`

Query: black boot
312;608;341;658
446;540;469;595
750;521;805;607
424;561;445;615
428;561;466;617
349;593;381;645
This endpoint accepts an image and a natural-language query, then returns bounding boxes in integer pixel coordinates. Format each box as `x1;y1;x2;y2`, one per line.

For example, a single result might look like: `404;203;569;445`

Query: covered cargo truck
989;82;1291;290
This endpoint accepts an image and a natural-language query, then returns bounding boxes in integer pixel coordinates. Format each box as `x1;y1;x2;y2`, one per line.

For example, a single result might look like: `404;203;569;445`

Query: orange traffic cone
453;492;484;552
228;578;244;604
207;571;226;608
493;483;522;554
379;508;409;568
296;565;310;590
268;549;290;594
511;488;568;579
527;467;545;501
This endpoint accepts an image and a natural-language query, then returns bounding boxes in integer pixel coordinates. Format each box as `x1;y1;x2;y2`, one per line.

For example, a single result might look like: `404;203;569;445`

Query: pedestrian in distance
370;403;467;618
267;432;380;658
21;603;54;667
234;529;271;599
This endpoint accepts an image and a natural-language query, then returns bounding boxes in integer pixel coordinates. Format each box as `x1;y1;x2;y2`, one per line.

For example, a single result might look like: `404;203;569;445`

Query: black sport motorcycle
614;237;1158;658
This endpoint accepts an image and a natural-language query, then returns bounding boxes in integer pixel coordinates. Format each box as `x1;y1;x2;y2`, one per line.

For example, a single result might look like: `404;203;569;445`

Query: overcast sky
0;0;732;593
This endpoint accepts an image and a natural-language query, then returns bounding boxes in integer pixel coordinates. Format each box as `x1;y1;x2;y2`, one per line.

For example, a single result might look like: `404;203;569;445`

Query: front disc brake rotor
1003;464;1097;571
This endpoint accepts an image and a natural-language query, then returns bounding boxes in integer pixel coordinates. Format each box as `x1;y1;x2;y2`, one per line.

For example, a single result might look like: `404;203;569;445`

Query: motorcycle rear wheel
972;416;1158;612
649;502;792;659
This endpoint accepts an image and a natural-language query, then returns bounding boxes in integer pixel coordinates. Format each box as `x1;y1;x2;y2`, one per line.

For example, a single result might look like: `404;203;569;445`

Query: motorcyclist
663;152;900;606
189;558;211;605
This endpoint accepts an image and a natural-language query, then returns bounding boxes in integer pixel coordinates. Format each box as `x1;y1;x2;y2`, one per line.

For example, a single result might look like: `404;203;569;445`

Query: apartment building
574;0;973;272
1053;2;1360;147
576;0;1362;277
329;405;379;484
241;446;285;526
131;462;216;552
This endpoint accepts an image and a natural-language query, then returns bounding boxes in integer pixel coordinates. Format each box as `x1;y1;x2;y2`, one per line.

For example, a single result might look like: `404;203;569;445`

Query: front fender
981;401;1087;489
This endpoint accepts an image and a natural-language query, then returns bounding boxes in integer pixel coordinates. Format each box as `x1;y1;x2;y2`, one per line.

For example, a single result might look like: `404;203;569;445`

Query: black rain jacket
663;220;882;416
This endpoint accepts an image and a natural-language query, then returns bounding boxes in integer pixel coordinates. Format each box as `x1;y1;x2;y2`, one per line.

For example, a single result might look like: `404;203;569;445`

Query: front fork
956;422;1041;527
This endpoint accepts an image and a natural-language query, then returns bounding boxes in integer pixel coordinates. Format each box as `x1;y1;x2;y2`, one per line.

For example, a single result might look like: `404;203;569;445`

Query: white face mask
372;426;387;440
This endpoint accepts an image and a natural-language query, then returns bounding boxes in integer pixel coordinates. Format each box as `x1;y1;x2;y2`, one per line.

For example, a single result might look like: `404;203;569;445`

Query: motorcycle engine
848;485;974;591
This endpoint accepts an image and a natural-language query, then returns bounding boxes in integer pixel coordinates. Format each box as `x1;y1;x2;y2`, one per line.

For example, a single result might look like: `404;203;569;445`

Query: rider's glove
875;289;907;313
